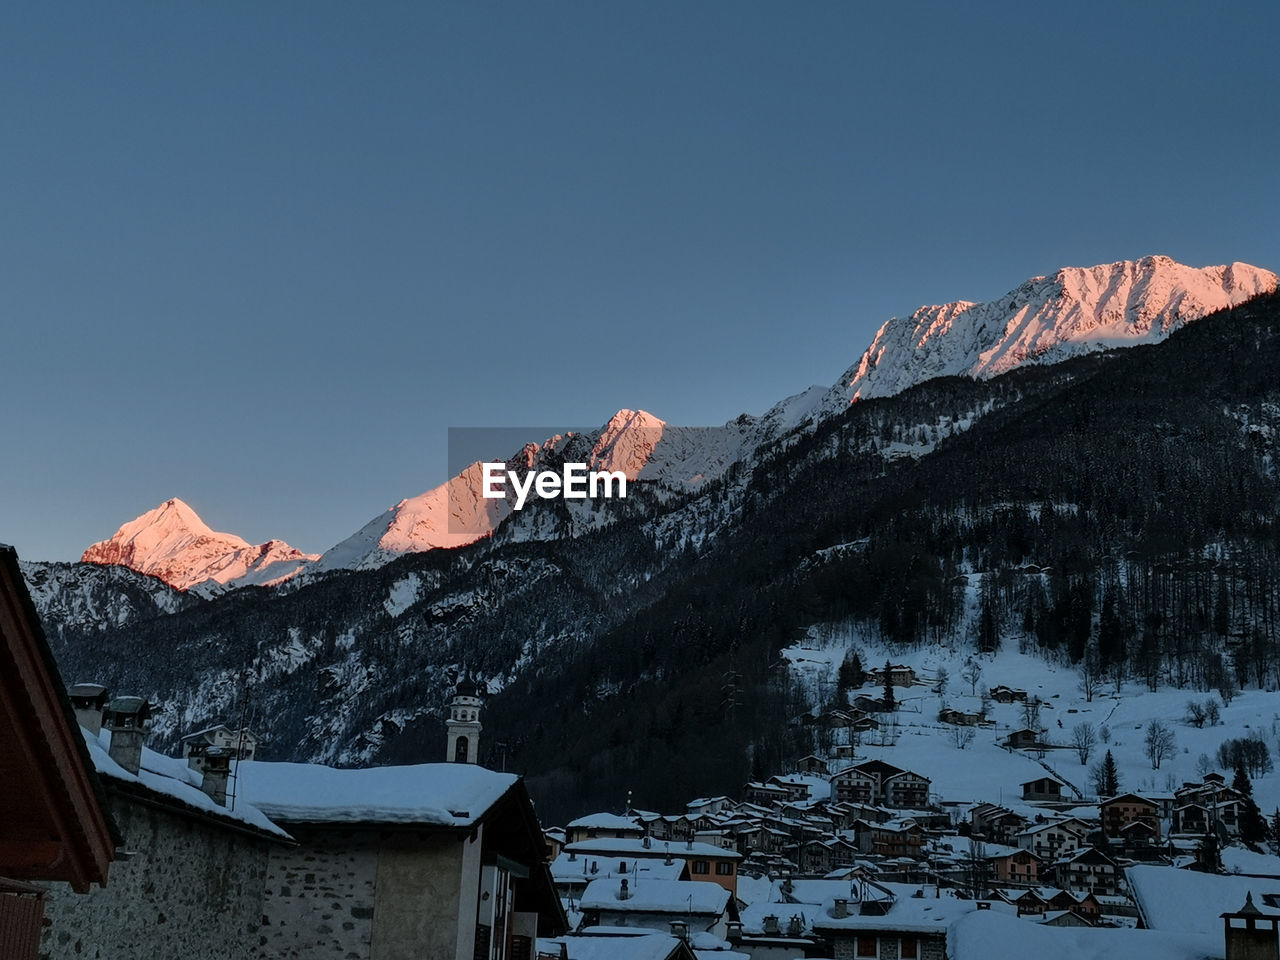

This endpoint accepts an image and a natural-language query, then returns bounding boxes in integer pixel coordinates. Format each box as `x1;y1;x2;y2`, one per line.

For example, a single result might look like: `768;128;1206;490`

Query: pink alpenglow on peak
835;256;1278;403
81;498;319;592
315;410;668;572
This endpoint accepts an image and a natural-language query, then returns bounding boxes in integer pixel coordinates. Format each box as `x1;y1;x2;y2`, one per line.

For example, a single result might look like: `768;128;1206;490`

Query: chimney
833;898;849;919
788;915;803;937
103;696;150;775
68;683;109;736
619;878;630;900
725;921;743;943
199;746;232;806
669;920;688;941
763;915;780;935
1223;892;1280;960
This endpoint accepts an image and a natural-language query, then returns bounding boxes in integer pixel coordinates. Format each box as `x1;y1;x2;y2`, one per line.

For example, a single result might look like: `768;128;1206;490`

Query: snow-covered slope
824;256;1277;405
81;498;318;592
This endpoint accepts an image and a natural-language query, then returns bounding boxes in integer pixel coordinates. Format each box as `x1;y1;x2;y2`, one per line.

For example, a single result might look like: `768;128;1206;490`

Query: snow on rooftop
1127;864;1280;936
83;729;289;839
949;909;1221;960
538;932;686;960
551;853;686;884
580;877;730;915
565;837;740;860
568;812;644;830
236;759;517;827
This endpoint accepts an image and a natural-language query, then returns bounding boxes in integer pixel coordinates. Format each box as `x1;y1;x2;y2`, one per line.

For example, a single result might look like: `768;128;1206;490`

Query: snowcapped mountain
825;256;1277;404
76;257;1276;586
81;498;319;593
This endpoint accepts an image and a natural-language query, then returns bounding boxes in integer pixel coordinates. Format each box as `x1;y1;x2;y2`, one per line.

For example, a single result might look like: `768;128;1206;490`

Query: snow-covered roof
84;729;289;839
569;812;644;831
537;932;686;960
565;838;741;860
237;760;517;828
551;853;686;884
580;877;730;916
1127;864;1280;935
948;909;1219;960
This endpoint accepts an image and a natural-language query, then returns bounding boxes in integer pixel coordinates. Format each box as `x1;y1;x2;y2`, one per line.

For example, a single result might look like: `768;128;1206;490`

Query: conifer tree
1234;760;1269;846
883;660;896;712
1101;750;1120;797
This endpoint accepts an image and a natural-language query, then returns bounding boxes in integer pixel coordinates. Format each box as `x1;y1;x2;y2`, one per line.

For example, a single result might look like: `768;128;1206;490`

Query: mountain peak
836;256;1277;402
82;499;318;592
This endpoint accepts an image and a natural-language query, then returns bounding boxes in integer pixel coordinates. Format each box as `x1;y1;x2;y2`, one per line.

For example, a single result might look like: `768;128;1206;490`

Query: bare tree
1072;722;1097;765
951;724;976;750
1186;700;1207;728
978;686;992;718
934;666;949;696
1205;699;1222;725
1144;720;1176;770
1022;698;1042;732
1079;647;1101;702
961;659;983;696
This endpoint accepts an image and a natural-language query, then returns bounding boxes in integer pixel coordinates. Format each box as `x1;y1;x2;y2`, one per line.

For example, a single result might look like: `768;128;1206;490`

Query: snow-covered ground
785;629;1280;816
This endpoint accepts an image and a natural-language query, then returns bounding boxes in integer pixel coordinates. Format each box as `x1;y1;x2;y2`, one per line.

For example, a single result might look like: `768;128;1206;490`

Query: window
901;936;918;959
856;935;877;957
692;860;710;874
715;862;733;876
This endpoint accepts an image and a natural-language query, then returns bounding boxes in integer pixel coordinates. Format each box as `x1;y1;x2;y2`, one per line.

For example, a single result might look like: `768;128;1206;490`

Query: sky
2;1;1277;562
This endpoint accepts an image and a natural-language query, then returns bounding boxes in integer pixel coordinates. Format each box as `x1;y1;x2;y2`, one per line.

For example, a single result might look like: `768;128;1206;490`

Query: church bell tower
446;674;486;764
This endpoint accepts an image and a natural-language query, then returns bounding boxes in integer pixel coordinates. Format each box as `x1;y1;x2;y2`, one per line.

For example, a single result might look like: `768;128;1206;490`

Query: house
561;837;742;896
867;664;917;687
1055;847;1121;897
239;760;568;960
970;804;1028;845
181;723;260;769
1015;819;1089;860
743;780;793;807
797;754;829;776
0;546;117;959
808;879;982;960
578;877;737;939
938;707;988;726
831;760;931;809
1005;728;1041;749
986;848;1041;885
1100;794;1161;842
41;700;292;960
567;811;645;843
685;796;733;817
549;849;686;900
1173;775;1243;836
869;820;926;859
1022;776;1065;802
990;686;1028;704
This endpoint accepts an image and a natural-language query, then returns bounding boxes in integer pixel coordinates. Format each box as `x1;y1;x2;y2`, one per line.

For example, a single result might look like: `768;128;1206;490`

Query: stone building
38;697;291;960
238;760;567;960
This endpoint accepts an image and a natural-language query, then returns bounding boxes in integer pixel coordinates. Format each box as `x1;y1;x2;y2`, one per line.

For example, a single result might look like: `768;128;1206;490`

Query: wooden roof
0;545;118;892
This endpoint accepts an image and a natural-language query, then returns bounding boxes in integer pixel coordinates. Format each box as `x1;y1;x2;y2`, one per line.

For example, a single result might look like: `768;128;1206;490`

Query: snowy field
785;630;1280;816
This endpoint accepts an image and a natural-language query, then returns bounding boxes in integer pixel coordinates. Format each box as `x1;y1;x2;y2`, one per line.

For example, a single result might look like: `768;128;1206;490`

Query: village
4;545;1280;960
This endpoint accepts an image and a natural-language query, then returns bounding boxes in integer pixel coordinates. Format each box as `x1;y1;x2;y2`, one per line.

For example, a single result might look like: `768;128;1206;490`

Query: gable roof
0;544;118;892
579;877;731;916
238;759;519;828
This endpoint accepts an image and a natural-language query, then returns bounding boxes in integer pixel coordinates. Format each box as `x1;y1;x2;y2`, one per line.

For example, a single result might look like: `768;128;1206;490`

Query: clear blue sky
3;1;1277;561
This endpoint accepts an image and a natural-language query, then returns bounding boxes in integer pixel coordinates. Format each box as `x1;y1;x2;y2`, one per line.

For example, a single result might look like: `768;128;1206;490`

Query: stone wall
258;827;379;959
39;792;273;960
259;825;483;960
